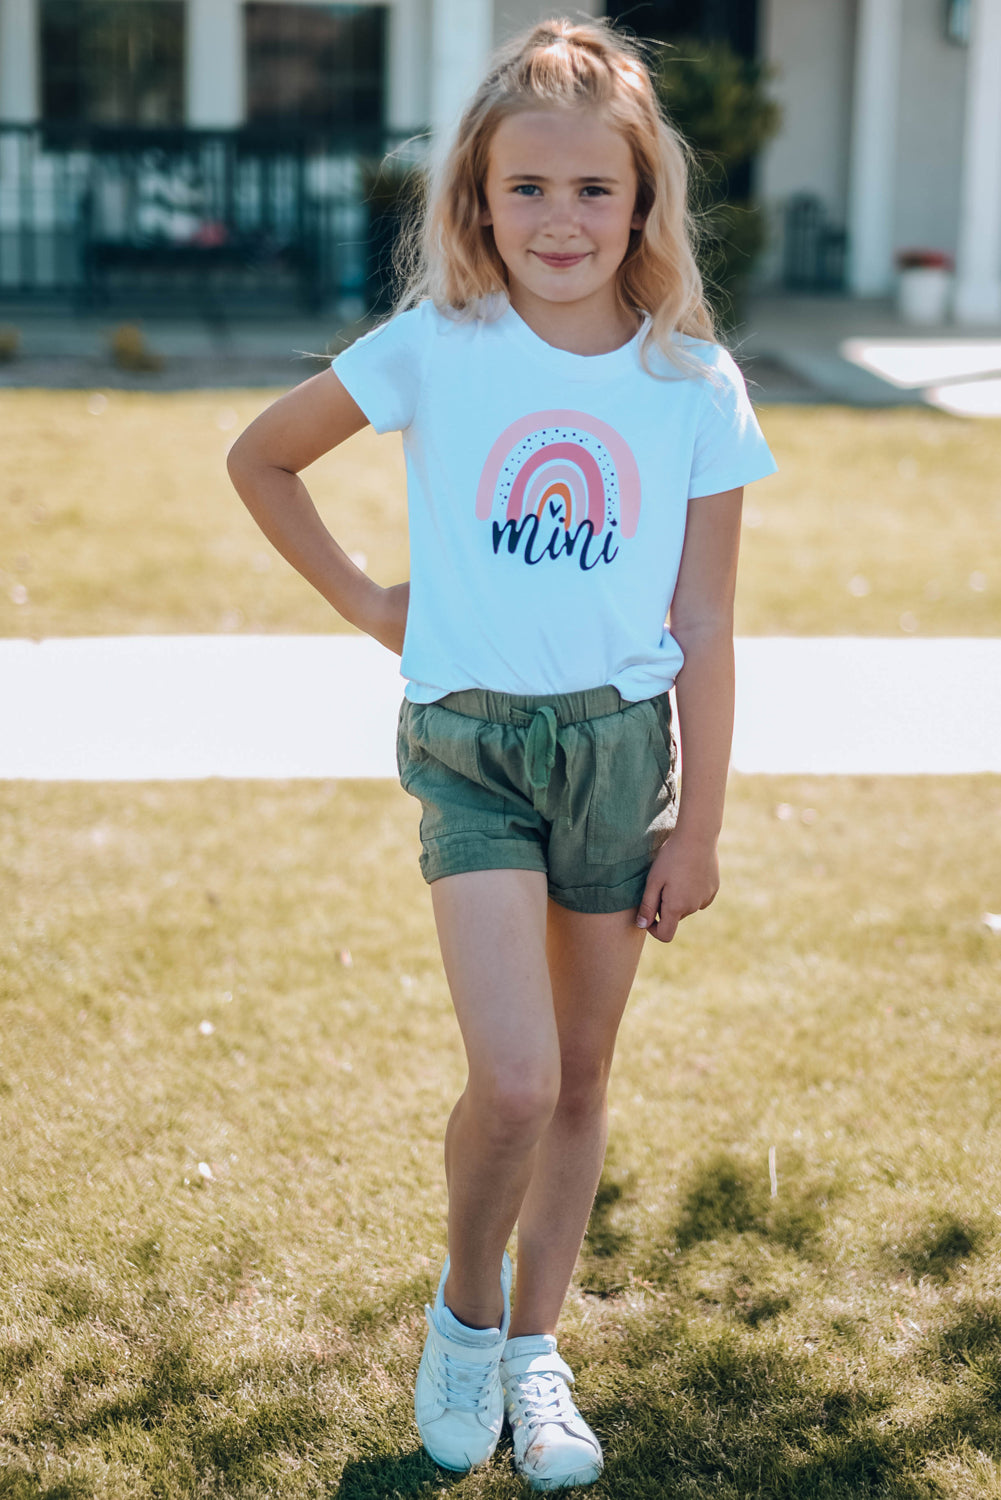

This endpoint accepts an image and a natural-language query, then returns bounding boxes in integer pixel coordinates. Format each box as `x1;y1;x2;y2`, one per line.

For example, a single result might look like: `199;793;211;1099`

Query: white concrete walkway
840;337;1001;416
2;636;999;780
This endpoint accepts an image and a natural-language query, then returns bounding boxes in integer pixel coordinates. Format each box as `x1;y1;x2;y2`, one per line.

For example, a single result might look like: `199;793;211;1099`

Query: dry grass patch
736;405;1001;636
1;392;998;638
0;388;408;637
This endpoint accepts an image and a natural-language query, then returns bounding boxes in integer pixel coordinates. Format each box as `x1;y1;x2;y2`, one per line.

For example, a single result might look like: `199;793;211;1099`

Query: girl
228;18;776;1491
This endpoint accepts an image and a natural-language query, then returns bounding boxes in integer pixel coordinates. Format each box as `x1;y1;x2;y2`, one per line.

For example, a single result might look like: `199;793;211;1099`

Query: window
245;3;386;130
41;1;185;126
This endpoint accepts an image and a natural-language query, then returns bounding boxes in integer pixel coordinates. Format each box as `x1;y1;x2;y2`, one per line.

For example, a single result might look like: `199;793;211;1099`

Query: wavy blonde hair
393;16;719;380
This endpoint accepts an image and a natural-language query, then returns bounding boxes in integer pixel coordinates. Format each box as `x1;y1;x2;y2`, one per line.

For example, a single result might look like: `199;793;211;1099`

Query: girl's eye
581;186;609;197
513;184;541;196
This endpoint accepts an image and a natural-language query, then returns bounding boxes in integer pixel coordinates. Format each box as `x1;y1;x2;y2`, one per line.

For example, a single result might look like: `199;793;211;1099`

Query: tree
655;38;782;327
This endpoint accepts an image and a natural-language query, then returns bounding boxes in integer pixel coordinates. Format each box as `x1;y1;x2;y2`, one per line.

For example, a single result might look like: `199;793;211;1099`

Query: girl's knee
466;1062;561;1147
555;1051;612;1122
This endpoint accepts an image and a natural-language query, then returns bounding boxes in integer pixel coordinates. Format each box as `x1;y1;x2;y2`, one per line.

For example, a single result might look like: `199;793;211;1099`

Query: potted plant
895;249;953;325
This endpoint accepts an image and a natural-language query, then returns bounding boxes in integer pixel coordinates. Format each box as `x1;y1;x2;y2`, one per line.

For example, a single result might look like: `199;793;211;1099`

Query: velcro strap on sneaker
426;1306;506;1366
500;1350;575;1383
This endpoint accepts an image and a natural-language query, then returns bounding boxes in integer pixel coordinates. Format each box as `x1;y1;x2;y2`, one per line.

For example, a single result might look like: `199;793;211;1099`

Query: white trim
430;0;491;141
187;0;243;128
0;0;39;122
955;0;1001;324
387;0;428;134
846;0;902;295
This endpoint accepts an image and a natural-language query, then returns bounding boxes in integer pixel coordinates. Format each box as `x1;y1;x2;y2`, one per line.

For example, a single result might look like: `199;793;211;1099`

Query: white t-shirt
331;297;777;704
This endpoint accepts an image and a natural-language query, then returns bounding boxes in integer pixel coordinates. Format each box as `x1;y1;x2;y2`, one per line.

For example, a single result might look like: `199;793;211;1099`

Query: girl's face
479;107;645;338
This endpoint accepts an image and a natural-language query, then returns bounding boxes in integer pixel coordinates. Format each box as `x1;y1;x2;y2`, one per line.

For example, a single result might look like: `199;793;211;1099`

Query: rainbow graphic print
475;410;641;570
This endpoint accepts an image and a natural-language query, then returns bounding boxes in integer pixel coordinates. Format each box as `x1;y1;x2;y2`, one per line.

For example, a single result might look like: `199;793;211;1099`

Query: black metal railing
0;121;427;312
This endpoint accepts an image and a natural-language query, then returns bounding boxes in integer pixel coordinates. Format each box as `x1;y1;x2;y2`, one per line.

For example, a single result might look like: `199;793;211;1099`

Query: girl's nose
543;196;582;234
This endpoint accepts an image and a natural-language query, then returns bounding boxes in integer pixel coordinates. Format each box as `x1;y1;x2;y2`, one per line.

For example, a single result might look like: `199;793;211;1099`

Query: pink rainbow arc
525;460;587;529
506;442;605;533
475;408;641;539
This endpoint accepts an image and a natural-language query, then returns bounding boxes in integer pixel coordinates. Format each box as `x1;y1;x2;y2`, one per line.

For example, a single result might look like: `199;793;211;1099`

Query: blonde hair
393;16;719;379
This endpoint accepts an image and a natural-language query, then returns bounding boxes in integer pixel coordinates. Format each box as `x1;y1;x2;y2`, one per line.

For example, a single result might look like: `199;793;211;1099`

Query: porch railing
0;121;427;312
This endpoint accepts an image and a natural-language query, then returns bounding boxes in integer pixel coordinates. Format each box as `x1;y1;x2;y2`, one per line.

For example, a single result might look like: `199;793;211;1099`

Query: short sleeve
687;345;778;499
330;302;431;434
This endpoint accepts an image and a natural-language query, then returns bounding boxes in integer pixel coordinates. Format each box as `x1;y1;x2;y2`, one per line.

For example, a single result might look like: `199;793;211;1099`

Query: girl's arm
635;485;743;943
226;368;408;654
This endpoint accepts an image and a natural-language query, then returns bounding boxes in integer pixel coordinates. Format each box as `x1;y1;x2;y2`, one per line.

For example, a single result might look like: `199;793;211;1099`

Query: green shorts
396;684;678;915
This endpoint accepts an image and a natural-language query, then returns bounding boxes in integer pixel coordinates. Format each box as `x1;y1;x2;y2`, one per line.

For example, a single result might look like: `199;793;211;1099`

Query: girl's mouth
533;252;588;268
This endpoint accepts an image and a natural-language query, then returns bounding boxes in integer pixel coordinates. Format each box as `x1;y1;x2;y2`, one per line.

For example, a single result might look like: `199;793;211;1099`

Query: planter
897;266;951;325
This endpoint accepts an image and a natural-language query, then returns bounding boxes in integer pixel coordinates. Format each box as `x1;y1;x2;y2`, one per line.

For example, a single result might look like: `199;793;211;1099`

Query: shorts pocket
649;690;678;779
585;698;678;865
397;700;426;792
398;701;506;838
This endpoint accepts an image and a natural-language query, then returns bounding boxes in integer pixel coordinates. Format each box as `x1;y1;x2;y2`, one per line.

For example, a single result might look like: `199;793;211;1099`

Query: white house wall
756;0;972;289
755;0;855;286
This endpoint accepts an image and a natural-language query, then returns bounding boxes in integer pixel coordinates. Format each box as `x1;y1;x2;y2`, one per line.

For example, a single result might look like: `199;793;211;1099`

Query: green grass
1;392;998;638
3;775;1001;1497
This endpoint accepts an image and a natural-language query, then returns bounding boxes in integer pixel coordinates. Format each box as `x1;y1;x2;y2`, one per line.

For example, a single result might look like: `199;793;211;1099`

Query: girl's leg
431;866;561;1331
508;902;646;1338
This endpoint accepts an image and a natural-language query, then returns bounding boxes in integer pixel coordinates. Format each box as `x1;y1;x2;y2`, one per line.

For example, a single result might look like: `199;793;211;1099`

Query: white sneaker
500;1334;603;1491
414;1252;512;1472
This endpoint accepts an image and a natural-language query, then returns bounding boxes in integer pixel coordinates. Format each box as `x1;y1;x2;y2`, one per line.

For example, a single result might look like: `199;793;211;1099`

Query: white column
429;0;492;143
186;0;244;128
846;0;902;295
387;0;426;134
954;0;1001;325
0;0;39;121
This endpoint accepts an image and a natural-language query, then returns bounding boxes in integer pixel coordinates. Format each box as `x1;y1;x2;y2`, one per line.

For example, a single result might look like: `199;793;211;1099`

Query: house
0;0;997;321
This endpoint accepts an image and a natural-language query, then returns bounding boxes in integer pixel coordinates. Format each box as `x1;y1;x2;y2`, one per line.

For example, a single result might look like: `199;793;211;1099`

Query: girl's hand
634;832;720;943
359;580;410;656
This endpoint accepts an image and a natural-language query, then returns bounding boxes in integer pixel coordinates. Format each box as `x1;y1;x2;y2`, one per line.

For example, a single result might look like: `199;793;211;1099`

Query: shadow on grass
0;1335;46;1385
673;1151;825;1256
16;1274;1001;1498
591;1328;910;1499
0;1473;94;1500
15;1304;1001;1498
892;1213;988;1283
578;1162;637;1297
336;1448;463;1499
24;1332;332;1494
39;1269;105;1328
920;1296;1001;1447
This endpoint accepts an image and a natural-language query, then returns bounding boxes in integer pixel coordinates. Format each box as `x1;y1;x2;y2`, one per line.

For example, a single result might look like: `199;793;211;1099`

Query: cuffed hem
546;871;648;915
419;832;548;885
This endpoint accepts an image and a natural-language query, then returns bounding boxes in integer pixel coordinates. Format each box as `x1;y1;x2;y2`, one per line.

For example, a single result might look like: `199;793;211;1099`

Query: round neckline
499;301;650;380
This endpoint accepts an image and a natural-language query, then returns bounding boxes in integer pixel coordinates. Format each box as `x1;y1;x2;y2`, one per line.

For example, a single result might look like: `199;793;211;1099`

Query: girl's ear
631;209;646;232
479;204;493;227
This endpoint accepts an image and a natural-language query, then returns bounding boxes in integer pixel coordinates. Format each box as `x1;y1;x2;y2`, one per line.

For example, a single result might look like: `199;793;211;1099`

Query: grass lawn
0;392;998;638
3;774;1001;1498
